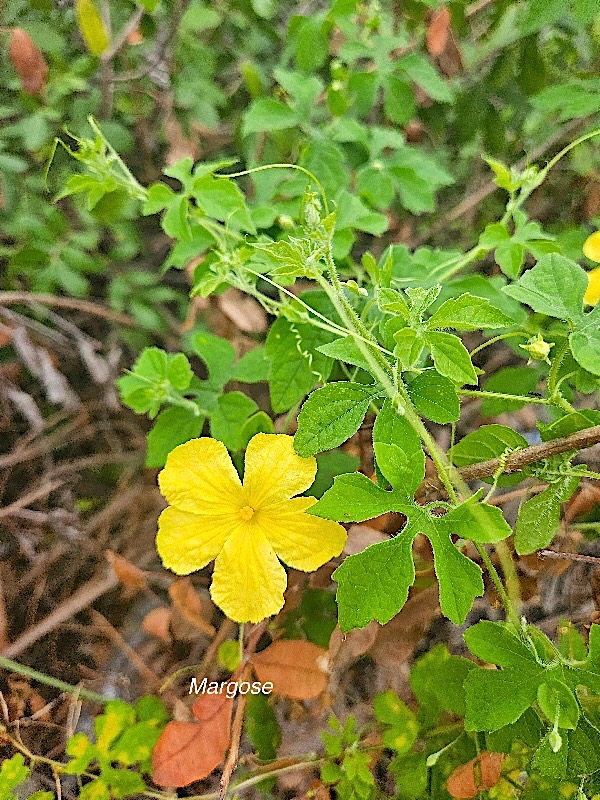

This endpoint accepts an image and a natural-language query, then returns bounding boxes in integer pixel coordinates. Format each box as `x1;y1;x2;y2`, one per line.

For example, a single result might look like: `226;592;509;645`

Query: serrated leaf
397;52;452;103
464;662;548;731
316;336;374;373
427;293;513;331
372;399;425;495
333;520;417;631
464;621;535;667
503;254;587;322
190;331;236;390
242;98;298;135
514;475;579;555
451;424;528;468
294;382;378;456
426;331;478;385
439;495;512;544
407;370;459;423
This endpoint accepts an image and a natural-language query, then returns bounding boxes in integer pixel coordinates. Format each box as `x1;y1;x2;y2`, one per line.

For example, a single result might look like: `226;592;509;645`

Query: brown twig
0;479;64;520
0;292;135;326
539;550;600;565
220;665;251;800
457;425;600;483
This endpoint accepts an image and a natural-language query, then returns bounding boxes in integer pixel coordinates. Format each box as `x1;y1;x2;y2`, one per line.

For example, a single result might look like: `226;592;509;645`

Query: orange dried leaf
426;6;451;56
142;607;172;643
252;639;329;700
105;549;147;592
446;752;504;799
152;693;233;788
9;28;48;96
169;577;215;637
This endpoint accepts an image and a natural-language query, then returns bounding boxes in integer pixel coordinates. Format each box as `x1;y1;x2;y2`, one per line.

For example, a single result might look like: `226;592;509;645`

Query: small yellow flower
156;434;347;623
583;231;600;262
582;232;600;305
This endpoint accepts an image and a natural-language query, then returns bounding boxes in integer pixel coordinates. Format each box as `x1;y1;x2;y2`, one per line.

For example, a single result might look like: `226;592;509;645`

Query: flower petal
583;231;600;263
210;525;287;623
256;497;347;571
158;438;243;514
584;266;600;306
243;433;316;507
156;505;237;575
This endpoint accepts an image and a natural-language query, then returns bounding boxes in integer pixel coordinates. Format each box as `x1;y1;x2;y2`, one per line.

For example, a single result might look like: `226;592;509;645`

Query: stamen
239;505;255;521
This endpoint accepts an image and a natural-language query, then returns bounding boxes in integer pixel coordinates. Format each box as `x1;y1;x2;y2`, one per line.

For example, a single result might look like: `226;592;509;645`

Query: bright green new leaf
426;330;478;385
317;336;375;373
439;495;512;543
406;370;460;423
294;382;379;456
537;681;580;730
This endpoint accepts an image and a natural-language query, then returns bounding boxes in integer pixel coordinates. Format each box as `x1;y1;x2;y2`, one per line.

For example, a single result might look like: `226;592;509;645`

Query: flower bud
520;334;554;365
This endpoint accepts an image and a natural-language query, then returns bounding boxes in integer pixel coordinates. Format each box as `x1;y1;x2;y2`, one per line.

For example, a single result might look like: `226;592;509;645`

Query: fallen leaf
329;622;379;662
9;28;48;96
446;752;505;799
565;482;600;522
142;607;172;644
169;577;215;637
426;6;451;56
105;550;147;592
343;525;388;556
371;585;439;668
218;288;267;333
252;640;329;700
152;694;234;787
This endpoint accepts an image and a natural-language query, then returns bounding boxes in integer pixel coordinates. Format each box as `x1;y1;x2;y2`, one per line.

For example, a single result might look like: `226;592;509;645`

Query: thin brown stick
539;550;600;566
0;479;64;520
220;665;251;800
0;292;135;326
457;425;600;483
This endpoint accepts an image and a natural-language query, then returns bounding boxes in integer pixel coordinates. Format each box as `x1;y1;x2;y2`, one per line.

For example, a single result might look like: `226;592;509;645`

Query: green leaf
410;645;475;718
245;692;281;762
514;475;579;555
383;74;416;125
372;400;425;494
209;391;258;451
503;254;587;322
190;331;236;390
427;293;513;331
566;716;600;776
294;382;378;457
495;241;525;278
193;175;255;232
464;621;535;667
426;331;478;385
333;522;417;631
309;473;399;522
464;662;548;731
76;0;109;55
406;370;460;423
397;53;452;103
531;729;568;779
481;366;541;416
537;680;580;729
570;306;600;375
145;406;204;468
166;353;193;391
265;294;337;412
317;336;374;373
95;700;135;754
439;495;512;544
308;451;361;499
242;98;298;135
0;755;30;798
113;721;162;765
231;346;270;383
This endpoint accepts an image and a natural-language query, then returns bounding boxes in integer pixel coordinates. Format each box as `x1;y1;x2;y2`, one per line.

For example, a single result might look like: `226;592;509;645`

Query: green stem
474;544;520;628
469;331;528;357
548;338;576;413
459;389;550;406
0;656;109;704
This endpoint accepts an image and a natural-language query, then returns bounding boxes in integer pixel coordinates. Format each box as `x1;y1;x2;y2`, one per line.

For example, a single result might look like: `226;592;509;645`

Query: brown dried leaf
9;28;48;96
426;6;451;56
446;752;505;799
329;622;379;663
371;585;439;667
105;550;147;592
142;607;172;644
152;694;233;787
565;482;600;522
252;640;329;700
218;288;267;333
343;525;388;556
169;577;215;637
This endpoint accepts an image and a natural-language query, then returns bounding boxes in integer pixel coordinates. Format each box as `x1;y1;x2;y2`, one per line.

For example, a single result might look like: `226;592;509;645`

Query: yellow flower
584;266;600;306
583;231;600;263
156;434;347;623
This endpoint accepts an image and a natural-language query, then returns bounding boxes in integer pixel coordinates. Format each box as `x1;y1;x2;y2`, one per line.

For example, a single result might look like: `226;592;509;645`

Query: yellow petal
584;266;600;306
156;505;237;575
210;525;287;623
256;496;347;571
158;438;243;515
583;231;600;263
243;433;316;507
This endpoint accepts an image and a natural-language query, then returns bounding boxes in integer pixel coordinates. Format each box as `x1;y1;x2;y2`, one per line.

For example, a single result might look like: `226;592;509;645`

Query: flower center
239;505;255;521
